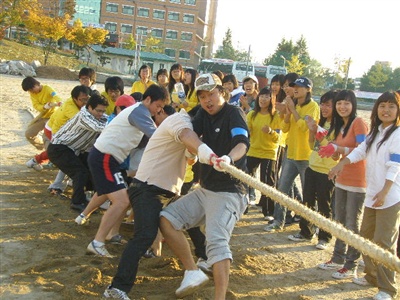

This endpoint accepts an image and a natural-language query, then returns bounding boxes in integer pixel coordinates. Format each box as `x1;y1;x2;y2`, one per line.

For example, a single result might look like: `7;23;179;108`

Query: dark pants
47;143;90;205
299;167;335;241
112;180;176;293
247;156;276;216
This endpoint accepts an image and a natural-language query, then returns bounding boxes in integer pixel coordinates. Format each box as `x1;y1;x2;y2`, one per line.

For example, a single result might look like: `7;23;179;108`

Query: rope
220;161;400;273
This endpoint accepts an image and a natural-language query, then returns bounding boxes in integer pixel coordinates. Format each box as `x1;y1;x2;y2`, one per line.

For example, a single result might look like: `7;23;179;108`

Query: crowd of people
21;64;400;300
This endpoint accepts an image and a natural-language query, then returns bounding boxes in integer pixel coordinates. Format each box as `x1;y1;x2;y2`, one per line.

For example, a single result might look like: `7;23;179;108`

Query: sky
213;0;400;78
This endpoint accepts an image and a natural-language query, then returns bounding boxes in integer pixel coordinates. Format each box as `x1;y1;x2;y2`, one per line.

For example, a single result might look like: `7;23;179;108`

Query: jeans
331;187;365;270
299;168;335;241
273;158;309;227
112;180;176;293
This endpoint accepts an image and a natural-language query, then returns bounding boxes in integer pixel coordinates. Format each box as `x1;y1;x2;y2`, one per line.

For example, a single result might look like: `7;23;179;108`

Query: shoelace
337;268;349;274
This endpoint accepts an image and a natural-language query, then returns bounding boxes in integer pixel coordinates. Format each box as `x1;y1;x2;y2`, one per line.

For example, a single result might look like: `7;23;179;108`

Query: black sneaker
70;203;87;212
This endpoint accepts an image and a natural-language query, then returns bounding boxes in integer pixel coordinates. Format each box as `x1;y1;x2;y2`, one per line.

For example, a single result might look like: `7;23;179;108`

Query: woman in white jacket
329;91;400;300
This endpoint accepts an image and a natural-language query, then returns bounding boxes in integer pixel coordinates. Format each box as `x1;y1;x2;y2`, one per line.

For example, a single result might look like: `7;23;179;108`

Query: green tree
385;67;400;91
143;36;164;53
360;63;391;92
122;34;136;50
262;38;295;66
214;28;250;61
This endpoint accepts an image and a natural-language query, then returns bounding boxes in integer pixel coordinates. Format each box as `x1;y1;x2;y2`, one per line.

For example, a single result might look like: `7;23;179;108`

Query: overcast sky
213;0;400;78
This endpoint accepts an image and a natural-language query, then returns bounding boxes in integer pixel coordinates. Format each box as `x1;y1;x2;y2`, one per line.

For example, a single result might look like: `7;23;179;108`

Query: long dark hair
252;87;274;120
319;90;339;127
328;89;357;139
270;74;286;103
184;68;197;99
167;63;184;94
365;91;400;152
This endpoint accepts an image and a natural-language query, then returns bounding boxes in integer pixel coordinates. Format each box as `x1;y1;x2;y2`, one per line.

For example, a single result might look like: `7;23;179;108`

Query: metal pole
245;45;251;76
344;57;351;89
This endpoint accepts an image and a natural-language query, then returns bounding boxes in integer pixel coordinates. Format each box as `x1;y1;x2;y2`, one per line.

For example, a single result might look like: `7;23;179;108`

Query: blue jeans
111;180;176;293
273;158;309;227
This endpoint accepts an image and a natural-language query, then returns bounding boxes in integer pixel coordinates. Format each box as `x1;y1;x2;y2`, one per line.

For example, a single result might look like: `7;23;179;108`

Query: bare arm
228;142;248;163
179;128;203;154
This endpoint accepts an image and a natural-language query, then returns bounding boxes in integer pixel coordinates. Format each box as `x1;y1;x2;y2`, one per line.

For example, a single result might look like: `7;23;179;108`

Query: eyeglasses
94;108;106;114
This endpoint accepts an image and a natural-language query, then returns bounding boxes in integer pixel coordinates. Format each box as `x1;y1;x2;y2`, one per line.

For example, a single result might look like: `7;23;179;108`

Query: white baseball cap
195;73;223;92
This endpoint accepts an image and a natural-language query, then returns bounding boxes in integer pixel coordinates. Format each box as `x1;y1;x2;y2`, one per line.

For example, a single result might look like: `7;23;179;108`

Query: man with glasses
47;93;109;211
101;76;125;115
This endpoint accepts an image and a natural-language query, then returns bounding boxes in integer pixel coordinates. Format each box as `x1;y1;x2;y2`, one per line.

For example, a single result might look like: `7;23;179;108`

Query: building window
183;14;194;23
153;9;165;19
105;22;117;32
179;50;190;60
165;48;176;57
166;30;178;40
122;5;134;15
181;32;193;41
184;0;196;5
106;3;118;13
170;0;181;3
138;7;149;17
151;29;163;38
137;26;149;35
121;24;133;34
168;12;180;21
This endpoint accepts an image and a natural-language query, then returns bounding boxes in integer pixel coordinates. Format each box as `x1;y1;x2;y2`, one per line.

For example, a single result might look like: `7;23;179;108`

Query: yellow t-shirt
101;91;116;116
246;111;281;160
29;85;62;118
281;100;320;161
48;97;81;134
131;80;156;94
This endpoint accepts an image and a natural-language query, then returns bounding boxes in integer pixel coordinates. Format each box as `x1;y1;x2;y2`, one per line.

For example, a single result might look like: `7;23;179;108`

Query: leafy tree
262;38;295;66
61;0;76;17
143;36;164;53
214;28;251;61
360;63;391;92
286;55;305;75
122;34;136;50
0;0;40;40
98;55;110;67
24;11;69;65
385;67;400;91
65;19;108;64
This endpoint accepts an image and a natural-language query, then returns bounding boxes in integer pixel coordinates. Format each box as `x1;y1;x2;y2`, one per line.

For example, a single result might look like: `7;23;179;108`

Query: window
151;29;163;38
166;30;178;39
170;0;181;3
121;24;133;34
168;12;180;21
122;5;134;15
184;0;196;5
138;7;149;17
160;63;165;69
165;48;176;57
181;32;192;41
105;22;117;32
106;3;118;13
137;26;149;35
179;50;190;60
183;14;194;23
153;9;165;19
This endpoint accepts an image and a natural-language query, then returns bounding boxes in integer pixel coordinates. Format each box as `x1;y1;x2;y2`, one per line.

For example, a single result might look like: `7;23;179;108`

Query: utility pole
245;45;251;76
344;57;351;89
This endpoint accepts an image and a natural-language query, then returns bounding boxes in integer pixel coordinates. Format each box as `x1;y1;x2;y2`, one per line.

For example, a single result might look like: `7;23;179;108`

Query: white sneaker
104;285;131;299
373;291;393;300
316;240;328;250
332;267;356;279
100;200;111;210
75;213;88;225
175;269;209;298
196;258;213;275
352;276;372;287
86;241;114;257
26;158;43;171
318;260;344;270
359;259;365;267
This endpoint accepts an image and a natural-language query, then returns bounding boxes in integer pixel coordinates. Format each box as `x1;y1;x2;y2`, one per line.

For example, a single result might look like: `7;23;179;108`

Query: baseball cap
289;77;313;88
242;75;259;85
195;73;222;92
115;94;136;107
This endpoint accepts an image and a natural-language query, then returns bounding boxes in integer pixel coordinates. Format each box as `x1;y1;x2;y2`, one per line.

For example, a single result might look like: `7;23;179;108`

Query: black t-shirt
192;103;249;194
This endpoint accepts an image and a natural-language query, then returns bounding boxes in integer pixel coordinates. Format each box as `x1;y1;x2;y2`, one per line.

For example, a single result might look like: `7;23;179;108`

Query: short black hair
163;105;175;116
71;85;92;99
21;76;40;91
104;76;124;94
79;67;96;83
143;85;169;104
86;94;109;110
130;92;143;102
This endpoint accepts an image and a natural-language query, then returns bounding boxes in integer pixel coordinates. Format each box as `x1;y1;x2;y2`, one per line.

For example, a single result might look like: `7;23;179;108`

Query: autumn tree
24;10;70;65
65;19;108;64
143;36;164;53
0;0;40;40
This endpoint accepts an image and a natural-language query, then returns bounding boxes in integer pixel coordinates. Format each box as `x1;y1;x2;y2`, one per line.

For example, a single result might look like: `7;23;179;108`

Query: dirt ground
0;73;397;300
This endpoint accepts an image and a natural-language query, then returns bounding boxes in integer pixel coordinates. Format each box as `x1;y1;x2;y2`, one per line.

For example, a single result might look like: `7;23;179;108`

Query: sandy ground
0;74;397;300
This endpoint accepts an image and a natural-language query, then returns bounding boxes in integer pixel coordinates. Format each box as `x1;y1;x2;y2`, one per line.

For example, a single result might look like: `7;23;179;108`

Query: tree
143;36;164;53
65;19;108;64
61;0;76;17
385;67;400;91
286;55;305;75
0;0;40;40
262;38;295;66
24;11;69;65
122;34;136;50
360;63;391;92
214;28;250;61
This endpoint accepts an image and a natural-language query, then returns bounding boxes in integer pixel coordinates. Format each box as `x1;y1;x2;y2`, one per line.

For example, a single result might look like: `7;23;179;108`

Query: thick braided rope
220;161;400;272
